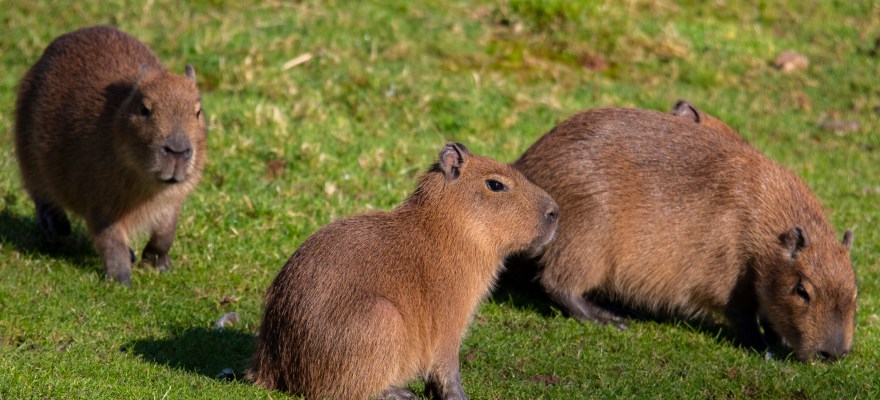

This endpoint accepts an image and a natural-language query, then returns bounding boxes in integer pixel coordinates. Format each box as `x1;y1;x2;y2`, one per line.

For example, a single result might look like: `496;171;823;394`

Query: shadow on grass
0;206;98;269
128;326;256;381
490;254;788;359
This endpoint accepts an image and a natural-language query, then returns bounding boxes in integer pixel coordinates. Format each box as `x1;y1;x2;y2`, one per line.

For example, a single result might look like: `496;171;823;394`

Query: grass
1;0;879;398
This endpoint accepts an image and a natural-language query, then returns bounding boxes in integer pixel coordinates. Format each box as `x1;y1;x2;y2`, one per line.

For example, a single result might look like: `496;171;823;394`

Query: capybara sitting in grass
14;26;206;285
249;143;558;399
513;107;856;362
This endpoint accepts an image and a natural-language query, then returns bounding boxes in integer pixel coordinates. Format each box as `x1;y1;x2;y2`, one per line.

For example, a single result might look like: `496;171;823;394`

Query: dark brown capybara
513;107;856;362
14;26;206;285
670;99;742;141
249;143;558;399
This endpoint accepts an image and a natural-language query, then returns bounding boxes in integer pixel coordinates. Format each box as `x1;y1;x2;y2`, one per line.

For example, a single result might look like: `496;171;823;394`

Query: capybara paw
104;267;131;286
141;249;173;272
37;206;71;236
377;386;419;400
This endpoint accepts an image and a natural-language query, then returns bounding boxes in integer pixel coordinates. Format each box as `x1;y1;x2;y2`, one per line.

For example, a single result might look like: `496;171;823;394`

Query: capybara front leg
142;209;179;273
92;223;132;286
727;307;767;352
424;350;467;400
35;198;71;236
376;386;419;400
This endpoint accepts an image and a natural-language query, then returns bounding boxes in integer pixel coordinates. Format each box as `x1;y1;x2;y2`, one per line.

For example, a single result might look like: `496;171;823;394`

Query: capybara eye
139;103;152;117
486;179;506;192
796;282;810;302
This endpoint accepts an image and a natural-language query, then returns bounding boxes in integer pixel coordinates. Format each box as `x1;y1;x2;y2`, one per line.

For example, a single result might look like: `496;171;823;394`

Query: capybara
670;99;742;141
249;143;558;399
513;107;856;362
14;26;206;285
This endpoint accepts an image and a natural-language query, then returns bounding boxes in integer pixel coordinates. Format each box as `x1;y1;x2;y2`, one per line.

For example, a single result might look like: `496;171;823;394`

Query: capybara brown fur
670;99;742;141
513;107;856;362
14;26;206;285
249;143;558;399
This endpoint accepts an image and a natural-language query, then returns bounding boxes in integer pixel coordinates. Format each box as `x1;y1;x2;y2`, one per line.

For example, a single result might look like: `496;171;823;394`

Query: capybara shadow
14;26;207;285
0;206;98;269
513;107;857;363
128;326;255;381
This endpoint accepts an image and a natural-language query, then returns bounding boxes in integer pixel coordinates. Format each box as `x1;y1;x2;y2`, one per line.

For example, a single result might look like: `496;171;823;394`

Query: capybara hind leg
547;290;626;329
376;386;419;400
142;209;179;272
92;223;132;285
35;198;71;236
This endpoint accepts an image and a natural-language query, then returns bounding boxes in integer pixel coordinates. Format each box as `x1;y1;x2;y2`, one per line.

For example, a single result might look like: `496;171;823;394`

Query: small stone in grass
216;367;235;380
215;312;240;330
774;50;809;73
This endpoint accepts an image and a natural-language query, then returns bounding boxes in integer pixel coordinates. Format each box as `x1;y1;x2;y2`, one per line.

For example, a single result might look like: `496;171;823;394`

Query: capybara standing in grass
14;26;206;285
249;143;558;399
513;107;856;362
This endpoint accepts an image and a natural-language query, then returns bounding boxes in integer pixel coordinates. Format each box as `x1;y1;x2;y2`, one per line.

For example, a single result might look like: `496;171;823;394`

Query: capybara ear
780;226;810;258
671;99;701;123
842;230;854;250
438;142;470;181
185;64;196;83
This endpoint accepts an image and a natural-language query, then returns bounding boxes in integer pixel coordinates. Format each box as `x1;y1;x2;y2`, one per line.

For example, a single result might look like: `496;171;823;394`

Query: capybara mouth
527;226;558;257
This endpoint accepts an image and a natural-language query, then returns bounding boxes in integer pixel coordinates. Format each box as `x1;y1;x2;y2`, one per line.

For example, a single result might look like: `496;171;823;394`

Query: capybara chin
14;26;206;285
513;107;856;362
249;143;558;399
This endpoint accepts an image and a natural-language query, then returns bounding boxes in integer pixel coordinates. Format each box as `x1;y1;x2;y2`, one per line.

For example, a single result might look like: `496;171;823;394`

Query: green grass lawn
1;0;879;398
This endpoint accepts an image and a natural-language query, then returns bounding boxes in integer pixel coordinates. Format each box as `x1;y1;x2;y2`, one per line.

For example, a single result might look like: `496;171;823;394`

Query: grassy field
1;0;879;398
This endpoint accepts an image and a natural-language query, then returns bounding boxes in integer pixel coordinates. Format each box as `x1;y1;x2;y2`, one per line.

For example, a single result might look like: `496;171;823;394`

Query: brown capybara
513;107;856;362
249;143;558;399
14;26;206;285
670;99;742;141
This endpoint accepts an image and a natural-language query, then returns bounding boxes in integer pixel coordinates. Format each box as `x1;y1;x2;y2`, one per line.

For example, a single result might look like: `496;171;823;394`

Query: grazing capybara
249;143;558;399
513;107;856;362
14;26;206;285
670;99;742;141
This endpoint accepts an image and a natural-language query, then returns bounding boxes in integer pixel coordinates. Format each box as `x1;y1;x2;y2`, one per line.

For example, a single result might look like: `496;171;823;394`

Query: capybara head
115;64;205;184
757;226;857;361
422;143;558;255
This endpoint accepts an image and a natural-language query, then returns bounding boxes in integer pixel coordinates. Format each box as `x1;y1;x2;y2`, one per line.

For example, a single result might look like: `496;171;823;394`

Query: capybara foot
549;291;627;329
104;264;132;286
142;248;172;273
377;386;419;400
36;201;71;236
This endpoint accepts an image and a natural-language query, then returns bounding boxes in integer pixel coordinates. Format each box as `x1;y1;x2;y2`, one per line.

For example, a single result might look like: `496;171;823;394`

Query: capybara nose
818;347;848;362
545;201;559;223
164;134;193;161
